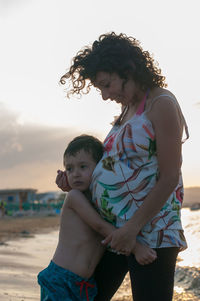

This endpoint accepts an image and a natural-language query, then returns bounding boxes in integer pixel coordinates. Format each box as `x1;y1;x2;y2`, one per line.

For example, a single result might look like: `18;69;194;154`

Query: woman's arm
65;189;115;237
103;96;183;254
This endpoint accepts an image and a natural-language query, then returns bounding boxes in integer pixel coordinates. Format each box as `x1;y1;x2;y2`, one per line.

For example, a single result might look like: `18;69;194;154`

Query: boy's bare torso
52;201;105;278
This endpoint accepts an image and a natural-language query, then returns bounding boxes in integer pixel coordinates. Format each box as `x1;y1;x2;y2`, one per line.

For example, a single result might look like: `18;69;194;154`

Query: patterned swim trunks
37;260;97;301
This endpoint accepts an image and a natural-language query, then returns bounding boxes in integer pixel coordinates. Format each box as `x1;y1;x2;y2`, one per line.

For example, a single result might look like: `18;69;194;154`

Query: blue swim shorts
37;260;97;301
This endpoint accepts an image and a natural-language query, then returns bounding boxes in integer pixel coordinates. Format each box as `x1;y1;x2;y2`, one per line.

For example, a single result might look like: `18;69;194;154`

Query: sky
0;0;199;192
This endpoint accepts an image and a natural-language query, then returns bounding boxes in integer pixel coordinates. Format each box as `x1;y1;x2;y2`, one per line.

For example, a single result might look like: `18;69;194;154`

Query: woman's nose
101;90;110;100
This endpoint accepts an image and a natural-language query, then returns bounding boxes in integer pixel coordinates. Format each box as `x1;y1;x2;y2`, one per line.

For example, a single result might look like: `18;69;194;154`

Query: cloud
0;104;102;191
0;0;32;16
0;104;80;169
0;161;61;192
0;105;80;191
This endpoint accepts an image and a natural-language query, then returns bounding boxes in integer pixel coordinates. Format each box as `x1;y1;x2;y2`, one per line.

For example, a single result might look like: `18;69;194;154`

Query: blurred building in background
0;189;65;216
0;188;37;211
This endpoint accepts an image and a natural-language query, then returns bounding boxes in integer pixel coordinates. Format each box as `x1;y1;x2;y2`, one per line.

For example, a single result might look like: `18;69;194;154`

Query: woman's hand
55;170;72;192
102;225;137;256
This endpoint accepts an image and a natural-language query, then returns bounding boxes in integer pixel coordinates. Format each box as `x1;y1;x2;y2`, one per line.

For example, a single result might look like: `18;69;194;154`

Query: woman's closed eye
99;80;110;89
104;83;110;88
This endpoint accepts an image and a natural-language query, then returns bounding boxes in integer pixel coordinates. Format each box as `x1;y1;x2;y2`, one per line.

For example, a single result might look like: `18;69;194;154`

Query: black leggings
94;247;179;301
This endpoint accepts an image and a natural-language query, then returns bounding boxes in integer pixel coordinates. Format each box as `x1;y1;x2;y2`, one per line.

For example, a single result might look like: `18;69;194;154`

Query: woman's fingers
151;249;157;257
120;250;131;256
102;228;136;258
101;235;112;246
103;228;136;253
102;237;131;256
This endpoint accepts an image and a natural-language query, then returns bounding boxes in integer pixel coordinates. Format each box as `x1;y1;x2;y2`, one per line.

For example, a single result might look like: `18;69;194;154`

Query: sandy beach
0;215;60;243
0;215;199;301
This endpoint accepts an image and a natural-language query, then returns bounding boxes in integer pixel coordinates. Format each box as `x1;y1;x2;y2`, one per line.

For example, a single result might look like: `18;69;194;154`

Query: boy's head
63;135;104;192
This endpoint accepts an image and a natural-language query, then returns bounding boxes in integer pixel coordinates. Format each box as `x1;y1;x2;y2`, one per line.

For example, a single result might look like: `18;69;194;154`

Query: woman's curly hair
60;32;167;97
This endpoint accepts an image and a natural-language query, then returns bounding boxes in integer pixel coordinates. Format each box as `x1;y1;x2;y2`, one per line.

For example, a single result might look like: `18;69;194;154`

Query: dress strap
136;90;150;116
147;93;189;142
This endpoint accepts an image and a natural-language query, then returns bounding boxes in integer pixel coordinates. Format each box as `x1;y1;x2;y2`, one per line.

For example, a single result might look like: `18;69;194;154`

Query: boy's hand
133;243;157;265
55;170;72;192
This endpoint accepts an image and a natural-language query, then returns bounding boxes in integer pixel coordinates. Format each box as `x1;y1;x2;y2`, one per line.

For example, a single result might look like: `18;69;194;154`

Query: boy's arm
65;189;115;237
66;190;157;264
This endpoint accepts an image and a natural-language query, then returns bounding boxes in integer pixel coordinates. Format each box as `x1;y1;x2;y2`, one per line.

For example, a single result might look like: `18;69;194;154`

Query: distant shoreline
1;205;200;244
0;214;60;243
183;202;200;210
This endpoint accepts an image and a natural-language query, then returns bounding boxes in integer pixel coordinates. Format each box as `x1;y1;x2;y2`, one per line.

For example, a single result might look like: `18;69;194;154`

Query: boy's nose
73;168;81;177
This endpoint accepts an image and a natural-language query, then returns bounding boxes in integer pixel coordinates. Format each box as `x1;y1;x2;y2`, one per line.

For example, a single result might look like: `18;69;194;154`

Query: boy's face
64;149;96;192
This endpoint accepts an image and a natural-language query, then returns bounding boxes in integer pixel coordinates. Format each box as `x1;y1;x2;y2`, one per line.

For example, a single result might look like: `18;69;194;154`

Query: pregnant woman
57;32;189;301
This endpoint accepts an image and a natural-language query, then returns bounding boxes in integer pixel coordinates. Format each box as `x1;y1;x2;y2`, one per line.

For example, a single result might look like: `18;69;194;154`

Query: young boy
38;135;157;301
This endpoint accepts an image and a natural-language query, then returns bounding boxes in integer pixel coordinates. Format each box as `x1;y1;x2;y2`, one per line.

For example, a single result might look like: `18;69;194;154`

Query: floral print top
91;94;187;250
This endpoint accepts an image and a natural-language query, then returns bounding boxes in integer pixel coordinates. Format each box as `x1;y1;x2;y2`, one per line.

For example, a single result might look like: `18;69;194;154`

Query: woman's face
94;71;137;106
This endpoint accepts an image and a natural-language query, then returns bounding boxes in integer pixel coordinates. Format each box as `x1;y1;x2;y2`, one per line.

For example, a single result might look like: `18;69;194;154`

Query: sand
0;215;199;301
0;215;60;243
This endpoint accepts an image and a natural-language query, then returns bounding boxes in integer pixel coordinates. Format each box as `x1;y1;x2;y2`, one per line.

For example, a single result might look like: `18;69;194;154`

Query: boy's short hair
64;135;104;164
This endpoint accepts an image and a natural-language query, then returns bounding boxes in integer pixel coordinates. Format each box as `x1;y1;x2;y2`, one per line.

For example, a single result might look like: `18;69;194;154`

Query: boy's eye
66;167;72;172
81;165;87;169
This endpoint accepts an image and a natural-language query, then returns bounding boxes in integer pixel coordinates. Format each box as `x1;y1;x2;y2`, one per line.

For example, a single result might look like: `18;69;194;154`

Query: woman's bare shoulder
148;87;177;103
146;87;182;128
146;87;178;114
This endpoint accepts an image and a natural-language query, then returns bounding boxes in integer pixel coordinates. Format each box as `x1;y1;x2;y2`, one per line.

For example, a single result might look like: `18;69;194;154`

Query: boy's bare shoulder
65;189;90;210
62;190;81;208
67;189;83;199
